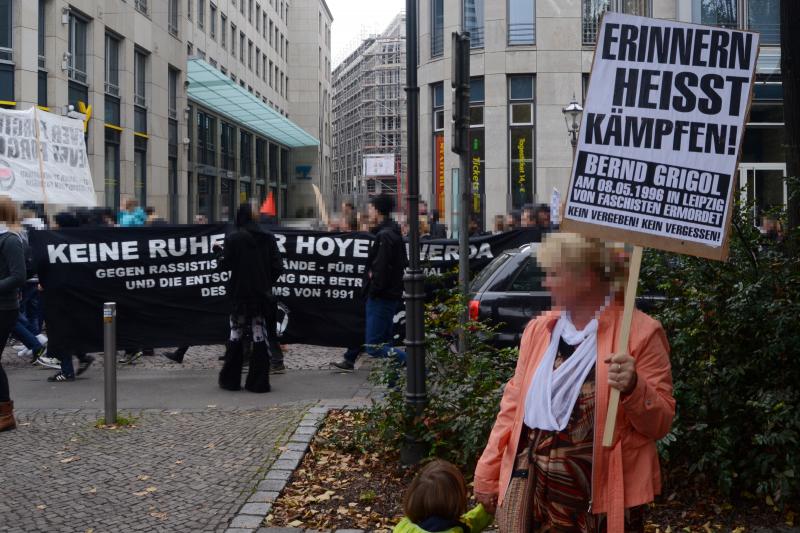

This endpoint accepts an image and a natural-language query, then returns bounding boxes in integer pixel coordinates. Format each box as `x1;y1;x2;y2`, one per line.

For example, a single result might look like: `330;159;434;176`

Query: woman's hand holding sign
605;352;637;394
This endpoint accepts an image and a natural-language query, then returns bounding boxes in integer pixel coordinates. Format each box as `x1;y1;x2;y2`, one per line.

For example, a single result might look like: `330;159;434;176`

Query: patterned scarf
523;313;598;431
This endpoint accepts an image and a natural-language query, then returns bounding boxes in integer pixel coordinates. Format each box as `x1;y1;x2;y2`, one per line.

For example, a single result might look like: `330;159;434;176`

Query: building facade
0;0;332;222
417;0;785;230
331;13;407;209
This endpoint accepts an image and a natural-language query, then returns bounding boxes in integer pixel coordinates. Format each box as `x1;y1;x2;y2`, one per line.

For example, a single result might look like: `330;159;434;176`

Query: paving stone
256;528;299;533
226;529;256;533
278;450;305;462
265;469;293;481
285;441;309;452
247;491;280;503
257;479;287;492
289;431;314;444
270;459;300;471
0;406;305;532
294;425;317;435
230;515;264;529
239;503;272;516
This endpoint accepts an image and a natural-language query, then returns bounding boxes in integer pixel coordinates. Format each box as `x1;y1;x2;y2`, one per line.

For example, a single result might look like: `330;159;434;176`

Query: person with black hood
217;202;284;392
331;194;407;371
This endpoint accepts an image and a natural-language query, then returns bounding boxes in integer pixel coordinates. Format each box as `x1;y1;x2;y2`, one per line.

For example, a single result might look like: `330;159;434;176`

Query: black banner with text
31;226;540;352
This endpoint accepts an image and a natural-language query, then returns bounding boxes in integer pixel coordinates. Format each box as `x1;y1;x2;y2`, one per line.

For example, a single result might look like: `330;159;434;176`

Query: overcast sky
327;0;406;66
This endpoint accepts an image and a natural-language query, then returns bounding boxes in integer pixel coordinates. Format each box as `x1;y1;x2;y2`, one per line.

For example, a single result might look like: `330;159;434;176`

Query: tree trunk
781;0;800;230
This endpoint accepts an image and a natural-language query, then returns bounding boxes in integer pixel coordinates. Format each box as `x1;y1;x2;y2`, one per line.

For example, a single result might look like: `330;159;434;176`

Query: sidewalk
1;344;375;533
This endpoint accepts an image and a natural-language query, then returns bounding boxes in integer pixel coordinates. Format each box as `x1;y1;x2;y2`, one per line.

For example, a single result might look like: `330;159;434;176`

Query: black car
468;244;664;348
468;243;549;348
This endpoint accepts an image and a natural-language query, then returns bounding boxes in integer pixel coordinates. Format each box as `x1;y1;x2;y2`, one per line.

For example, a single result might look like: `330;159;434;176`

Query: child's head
404;460;468;524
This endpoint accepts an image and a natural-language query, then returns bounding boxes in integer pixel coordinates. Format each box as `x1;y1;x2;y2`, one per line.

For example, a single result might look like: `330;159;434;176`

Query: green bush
642;199;800;504
356;292;518;472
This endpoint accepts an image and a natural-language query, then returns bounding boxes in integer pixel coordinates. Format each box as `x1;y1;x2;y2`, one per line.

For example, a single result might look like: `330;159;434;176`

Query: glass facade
509;76;535;210
464;0;485;48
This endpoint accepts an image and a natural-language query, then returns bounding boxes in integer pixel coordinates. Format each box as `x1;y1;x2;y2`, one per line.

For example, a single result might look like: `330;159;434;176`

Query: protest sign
0;107;96;206
32;226;539;352
561;12;759;260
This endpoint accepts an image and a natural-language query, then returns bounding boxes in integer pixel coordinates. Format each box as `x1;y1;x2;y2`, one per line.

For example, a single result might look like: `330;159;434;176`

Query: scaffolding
331;13;407;210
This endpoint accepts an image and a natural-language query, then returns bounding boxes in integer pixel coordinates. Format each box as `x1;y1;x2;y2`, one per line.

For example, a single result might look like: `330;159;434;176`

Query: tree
781;0;800;229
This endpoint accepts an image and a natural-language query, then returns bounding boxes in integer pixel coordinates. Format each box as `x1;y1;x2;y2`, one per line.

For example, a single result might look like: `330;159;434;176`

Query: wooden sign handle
602;245;643;448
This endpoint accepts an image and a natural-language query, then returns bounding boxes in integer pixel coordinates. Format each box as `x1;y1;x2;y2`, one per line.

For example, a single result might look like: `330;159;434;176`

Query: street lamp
562;94;584;153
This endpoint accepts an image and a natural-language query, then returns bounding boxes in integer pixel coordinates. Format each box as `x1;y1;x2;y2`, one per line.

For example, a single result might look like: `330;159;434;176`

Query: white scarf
523;313;598;431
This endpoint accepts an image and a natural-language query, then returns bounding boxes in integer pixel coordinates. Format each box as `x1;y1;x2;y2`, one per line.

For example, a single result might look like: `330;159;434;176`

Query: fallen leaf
288;520;303;527
36;505;46;510
207;404;217;408
137;475;150;481
766;495;775;507
86;487;97;494
60;456;80;464
150;511;168;520
175;459;184;464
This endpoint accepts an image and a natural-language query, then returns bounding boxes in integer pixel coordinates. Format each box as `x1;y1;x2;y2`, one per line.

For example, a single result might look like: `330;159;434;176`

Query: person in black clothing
332;194;407;371
429;209;447;239
0;197;28;432
217;203;284;392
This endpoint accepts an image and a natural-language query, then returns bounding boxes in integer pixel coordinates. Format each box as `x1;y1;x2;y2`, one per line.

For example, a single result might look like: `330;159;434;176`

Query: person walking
473;233;675;533
217;203;284;392
0;197;30;432
118;198;146;227
331;194;407;372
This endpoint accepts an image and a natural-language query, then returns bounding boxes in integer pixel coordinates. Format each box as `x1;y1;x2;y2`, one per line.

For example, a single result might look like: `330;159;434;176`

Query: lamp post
562;94;584;156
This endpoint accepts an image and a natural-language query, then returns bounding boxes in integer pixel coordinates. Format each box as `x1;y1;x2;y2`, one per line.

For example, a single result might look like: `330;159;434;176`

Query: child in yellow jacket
394;460;492;533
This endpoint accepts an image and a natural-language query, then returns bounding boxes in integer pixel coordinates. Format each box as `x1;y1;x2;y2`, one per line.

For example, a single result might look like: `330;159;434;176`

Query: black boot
245;341;270;393
218;341;243;391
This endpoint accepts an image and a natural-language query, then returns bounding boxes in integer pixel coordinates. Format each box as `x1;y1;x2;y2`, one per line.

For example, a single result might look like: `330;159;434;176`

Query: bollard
103;302;117;425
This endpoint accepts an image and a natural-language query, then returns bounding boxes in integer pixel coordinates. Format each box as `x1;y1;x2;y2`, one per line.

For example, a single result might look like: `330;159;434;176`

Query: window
263;13;268;38
134;137;147;206
469;77;485;226
747;0;779;45
105;34;120;96
240;131;253;178
198;0;205;29
509;75;535;209
134;49;148;135
256;48;260;75
432;82;445;215
231;23;236;56
432;83;444;131
210;3;217;38
240;32;245;64
508;0;535;45
68;12;88;84
249;0;253;22
168;0;179;35
221;14;226;46
240;0;245;15
431;0;444;57
135;0;148;15
464;0;484;49
470;77;485;127
221;122;236;171
105;92;121;125
691;0;738;28
269;60;273;86
197;111;217;166
168;67;179;119
742;80;784;163
508;259;544;292
0;0;11;62
269;19;274;46
38;0;47;106
248;40;253;69
105;129;121;211
256;4;261;31
187;0;192;19
583;0;650;45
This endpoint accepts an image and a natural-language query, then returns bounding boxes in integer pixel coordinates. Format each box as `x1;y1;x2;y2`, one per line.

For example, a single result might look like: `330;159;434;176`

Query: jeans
13;314;42;351
20;283;42;336
0;309;19;402
344;297;406;365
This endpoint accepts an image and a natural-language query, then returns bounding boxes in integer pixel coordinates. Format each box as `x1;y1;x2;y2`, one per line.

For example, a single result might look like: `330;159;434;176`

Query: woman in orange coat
474;232;675;533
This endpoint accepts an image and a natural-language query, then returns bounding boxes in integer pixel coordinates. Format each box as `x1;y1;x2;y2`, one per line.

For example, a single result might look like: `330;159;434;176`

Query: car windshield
470;252;513;292
508;258;544;292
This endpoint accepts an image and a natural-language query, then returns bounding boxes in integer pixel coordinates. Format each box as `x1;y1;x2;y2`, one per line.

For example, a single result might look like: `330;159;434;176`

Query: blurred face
368;204;380;225
537;211;551;227
543;266;596;310
506;214;515;227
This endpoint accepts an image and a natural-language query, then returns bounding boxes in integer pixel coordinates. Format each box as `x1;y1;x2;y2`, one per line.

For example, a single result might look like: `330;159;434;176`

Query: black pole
401;0;427;465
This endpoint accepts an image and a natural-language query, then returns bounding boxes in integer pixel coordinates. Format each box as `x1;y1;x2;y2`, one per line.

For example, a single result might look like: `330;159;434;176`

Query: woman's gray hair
535;232;627;289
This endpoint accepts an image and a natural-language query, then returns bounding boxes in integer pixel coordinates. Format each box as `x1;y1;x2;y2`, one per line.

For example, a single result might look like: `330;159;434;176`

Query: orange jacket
474;305;675;533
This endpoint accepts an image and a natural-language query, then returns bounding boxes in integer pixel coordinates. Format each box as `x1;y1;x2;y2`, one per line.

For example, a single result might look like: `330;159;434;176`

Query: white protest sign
550;188;561;226
0;107;96;206
561;13;758;260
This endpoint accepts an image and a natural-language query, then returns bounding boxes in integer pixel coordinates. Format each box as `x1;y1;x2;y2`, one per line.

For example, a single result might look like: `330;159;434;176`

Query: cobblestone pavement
1;406;309;533
2;343;344;371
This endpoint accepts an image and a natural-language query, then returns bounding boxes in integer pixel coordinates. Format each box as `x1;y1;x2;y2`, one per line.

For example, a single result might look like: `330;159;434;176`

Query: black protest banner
33;226;541;352
562;12;759;260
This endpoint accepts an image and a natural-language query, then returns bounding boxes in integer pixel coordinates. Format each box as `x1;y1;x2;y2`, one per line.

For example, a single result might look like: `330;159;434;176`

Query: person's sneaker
34;356;60;370
17;348;32;359
162;351;183;364
76;355;95;376
12;344;25;351
330;360;355;372
47;372;75;382
269;363;286;374
118;351;143;364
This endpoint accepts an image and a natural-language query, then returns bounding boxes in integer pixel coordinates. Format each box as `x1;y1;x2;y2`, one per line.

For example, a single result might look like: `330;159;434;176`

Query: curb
225;398;372;533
